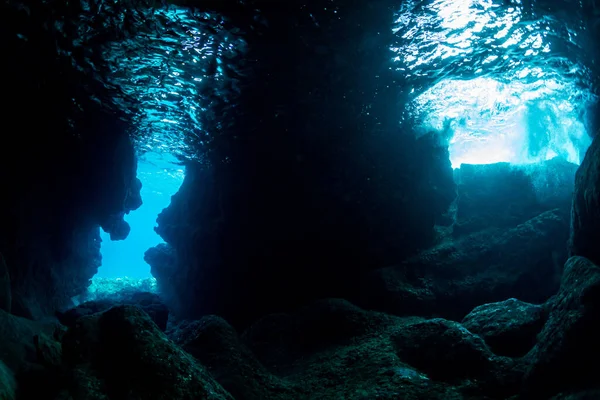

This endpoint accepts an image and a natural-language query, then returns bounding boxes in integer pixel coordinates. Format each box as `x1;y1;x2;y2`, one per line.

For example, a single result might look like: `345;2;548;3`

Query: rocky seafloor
2;0;600;398
1;143;600;399
2;255;600;400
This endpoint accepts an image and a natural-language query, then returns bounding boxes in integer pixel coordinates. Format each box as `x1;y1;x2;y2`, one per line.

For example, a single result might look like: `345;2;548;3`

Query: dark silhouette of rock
147;1;458;329
169;315;298;399
0;130;141;319
0;253;11;313
462;298;547;357
391;318;512;382
357;209;568;320
522;256;600;398
0;309;60;373
570;134;600;265
57;291;169;331
0;307;65;400
61;305;233;400
454;160;578;237
453;163;540;236
0;360;16;400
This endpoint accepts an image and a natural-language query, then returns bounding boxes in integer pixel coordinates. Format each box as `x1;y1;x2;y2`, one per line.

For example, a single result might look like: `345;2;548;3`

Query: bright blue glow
413;77;593;168
392;0;597;169
97;152;184;279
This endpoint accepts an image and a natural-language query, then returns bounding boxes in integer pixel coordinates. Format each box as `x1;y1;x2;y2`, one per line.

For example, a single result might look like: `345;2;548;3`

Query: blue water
393;0;598;168
97;152;185;279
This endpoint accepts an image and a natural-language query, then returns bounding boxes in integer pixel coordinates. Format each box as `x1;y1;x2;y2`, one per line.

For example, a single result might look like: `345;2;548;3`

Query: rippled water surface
392;0;598;167
25;0;598;166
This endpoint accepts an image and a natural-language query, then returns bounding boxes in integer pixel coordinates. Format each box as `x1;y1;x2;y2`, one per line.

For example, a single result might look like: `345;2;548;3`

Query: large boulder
356;209;568;320
0;308;65;399
522;257;600;398
570;134;600;265
0;309;61;374
390;317;522;398
461;298;547;357
169;315;298;399
0;360;16;400
57;291;169;331
61;305;233;400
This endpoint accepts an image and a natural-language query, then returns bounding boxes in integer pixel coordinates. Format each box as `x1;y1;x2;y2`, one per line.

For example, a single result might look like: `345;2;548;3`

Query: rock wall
147;1;457;327
0;2;142;319
570;132;600;265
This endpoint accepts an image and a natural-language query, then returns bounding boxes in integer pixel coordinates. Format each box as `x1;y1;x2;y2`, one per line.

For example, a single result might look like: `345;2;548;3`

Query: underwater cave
1;0;600;399
90;152;184;299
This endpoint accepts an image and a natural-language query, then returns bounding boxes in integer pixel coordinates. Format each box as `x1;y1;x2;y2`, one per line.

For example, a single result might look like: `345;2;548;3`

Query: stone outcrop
148;1;457;328
60;305;233;400
570;133;600;265
0;0;143;319
454;159;578;237
0;360;16;400
461;298;547;357
355;209;568;320
57;291;168;331
522;256;600;398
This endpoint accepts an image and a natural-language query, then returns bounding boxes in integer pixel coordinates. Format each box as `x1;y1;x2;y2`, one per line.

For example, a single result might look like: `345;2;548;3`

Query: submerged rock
0;309;60;373
570;134;600;265
461;298;547;357
170;315;298;400
453;163;540;237
357;209;567;320
57;291;168;331
168;299;530;399
522;256;600;398
0;308;65;399
0;360;16;400
453;159;578;238
61;305;233;400
391;318;512;383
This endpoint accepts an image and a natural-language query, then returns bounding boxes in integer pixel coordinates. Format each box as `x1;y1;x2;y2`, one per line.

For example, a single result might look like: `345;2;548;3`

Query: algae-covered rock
0;308;59;373
462;298;547;357
62;305;233;400
58;291;168;331
359;209;567;320
523;256;600;398
570;134;600;265
391;318;504;382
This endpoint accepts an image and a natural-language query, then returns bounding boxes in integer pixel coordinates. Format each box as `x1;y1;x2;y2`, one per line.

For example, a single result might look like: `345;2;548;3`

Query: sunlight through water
97;152;185;279
392;0;598;168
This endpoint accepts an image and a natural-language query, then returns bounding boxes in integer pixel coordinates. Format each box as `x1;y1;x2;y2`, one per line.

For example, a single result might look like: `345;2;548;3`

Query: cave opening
393;0;598;170
90;152;185;298
413;77;595;169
